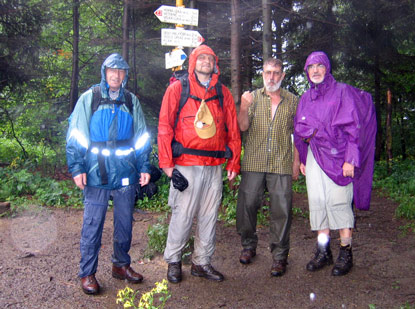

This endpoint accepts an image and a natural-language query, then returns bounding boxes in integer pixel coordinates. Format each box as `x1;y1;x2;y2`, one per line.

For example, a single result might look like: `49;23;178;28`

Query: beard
265;80;282;92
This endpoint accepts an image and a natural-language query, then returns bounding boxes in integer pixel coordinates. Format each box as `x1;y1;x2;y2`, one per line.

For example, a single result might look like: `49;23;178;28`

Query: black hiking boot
332;245;353;276
306;241;333;272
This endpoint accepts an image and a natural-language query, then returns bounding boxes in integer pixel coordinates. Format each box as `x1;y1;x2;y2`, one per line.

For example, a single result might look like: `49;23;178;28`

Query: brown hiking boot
239;248;256;264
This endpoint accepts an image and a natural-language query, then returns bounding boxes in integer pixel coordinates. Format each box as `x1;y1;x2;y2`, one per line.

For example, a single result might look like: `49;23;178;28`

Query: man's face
263;64;285;92
106;68;126;91
195;54;215;75
307;63;326;84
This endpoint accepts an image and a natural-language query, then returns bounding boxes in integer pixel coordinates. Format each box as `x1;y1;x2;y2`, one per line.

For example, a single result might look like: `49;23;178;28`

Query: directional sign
165;49;187;69
161;28;204;48
154;5;199;27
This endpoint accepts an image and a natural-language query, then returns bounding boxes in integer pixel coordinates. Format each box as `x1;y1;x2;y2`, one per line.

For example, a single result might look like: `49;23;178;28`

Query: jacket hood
304;51;331;83
188;45;220;86
304;51;336;99
100;53;130;92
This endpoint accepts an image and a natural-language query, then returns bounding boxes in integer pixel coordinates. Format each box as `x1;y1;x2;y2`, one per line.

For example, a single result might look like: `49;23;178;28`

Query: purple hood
294;51;377;210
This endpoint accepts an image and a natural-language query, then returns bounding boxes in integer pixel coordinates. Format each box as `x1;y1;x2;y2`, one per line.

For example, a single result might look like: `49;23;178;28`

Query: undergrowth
373;159;415;220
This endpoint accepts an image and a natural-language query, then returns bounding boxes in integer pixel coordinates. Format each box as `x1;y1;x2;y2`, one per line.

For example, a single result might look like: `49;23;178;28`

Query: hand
300;163;306;176
73;173;87;190
140;173;151;186
227;170;237;181
342;162;355;178
240;91;253;110
162;167;174;178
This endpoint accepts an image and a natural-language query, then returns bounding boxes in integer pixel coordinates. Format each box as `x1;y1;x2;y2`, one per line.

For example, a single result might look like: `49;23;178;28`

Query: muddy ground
1;190;414;309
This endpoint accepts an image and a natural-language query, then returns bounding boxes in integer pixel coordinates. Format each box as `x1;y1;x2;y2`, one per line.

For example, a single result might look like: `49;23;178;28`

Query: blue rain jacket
66;53;151;190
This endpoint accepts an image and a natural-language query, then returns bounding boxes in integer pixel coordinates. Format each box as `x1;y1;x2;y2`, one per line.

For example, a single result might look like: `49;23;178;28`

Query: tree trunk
262;0;272;61
69;0;80;113
122;0;129;64
230;0;241;105
397;97;407;160
273;6;282;59
241;17;253;91
386;89;392;173
131;8;137;94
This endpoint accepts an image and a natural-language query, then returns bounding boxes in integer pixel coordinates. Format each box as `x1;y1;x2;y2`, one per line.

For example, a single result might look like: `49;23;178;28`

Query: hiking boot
80;274;100;295
239;248;256;264
306;242;333;272
332;245;353;276
271;258;288;277
167;261;182;283
112;265;143;283
191;263;224;282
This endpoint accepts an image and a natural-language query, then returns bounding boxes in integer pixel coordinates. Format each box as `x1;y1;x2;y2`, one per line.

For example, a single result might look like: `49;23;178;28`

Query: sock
340;237;352;247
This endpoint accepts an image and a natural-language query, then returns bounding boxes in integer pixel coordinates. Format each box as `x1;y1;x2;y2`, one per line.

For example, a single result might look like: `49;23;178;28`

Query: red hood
188;45;220;88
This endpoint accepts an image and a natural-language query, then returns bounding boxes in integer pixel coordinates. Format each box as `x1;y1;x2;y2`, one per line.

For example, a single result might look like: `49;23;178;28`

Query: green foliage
293;175;307;193
116;279;171;309
398;223;415;237
144;213;169;259
219;174;240;226
0;165;82;210
373;160;415;220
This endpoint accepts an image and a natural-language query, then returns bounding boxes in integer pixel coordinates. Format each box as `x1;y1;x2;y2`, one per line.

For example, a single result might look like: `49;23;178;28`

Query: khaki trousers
306;147;354;230
164;165;222;265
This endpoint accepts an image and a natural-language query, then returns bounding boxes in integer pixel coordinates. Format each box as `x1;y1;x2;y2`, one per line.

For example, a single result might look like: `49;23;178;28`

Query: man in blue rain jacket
66;53;151;295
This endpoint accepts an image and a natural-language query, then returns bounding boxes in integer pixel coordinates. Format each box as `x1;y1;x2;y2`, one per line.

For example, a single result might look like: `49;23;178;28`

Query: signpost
154;5;199;27
161;28;204;48
155;2;202;70
165;49;187;69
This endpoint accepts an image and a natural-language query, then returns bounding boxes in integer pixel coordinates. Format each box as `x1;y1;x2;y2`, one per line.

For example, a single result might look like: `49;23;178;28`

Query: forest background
1;0;415;222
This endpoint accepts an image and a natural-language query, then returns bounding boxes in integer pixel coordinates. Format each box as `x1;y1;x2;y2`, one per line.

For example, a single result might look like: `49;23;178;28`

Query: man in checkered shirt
236;58;300;277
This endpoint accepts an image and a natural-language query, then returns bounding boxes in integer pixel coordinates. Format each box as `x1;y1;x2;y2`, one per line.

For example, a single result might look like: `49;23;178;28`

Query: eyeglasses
307;64;326;71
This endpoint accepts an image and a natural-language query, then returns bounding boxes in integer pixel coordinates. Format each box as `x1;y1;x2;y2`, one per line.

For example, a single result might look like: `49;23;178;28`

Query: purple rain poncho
294;51;377;210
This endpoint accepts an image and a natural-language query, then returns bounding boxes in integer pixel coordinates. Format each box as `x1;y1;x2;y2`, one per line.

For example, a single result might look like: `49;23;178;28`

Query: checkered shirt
241;87;299;174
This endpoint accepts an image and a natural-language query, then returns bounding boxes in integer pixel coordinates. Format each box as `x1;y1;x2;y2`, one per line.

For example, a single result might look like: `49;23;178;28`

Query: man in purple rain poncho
294;51;376;276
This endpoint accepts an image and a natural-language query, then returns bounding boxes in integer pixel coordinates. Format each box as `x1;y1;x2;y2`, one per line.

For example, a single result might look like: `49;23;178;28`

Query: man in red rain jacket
158;44;241;283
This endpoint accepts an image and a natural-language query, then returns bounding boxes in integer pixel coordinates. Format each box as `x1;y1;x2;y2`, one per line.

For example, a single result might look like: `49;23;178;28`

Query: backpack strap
174;77;190;129
123;89;133;114
91;85;133;115
91;85;101;115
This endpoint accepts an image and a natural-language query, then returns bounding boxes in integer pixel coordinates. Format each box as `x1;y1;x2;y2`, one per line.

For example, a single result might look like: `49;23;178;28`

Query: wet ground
1;190;414;308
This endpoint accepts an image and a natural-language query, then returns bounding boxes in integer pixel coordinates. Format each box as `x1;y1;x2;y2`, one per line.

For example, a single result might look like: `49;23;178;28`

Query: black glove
172;168;188;192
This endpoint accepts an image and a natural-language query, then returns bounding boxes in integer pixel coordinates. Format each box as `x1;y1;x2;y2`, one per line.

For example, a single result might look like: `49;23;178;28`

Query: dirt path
1;190;414;308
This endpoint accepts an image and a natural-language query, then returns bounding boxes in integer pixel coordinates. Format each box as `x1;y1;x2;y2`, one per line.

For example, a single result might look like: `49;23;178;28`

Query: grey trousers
236;171;292;260
164;165;223;265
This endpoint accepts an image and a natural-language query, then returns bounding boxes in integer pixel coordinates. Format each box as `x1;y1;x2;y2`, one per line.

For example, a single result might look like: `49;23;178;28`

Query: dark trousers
236;172;292;260
79;185;136;278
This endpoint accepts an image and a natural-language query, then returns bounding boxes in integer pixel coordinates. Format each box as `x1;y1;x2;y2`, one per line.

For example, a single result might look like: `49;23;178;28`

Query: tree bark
69;0;80;113
262;0;272;61
386;89;392;173
122;0;129;64
230;0;241;105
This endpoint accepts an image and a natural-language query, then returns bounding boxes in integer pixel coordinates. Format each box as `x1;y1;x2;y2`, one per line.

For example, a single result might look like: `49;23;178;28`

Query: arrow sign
161;28;204;48
154;5;199;27
165;49;187;69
